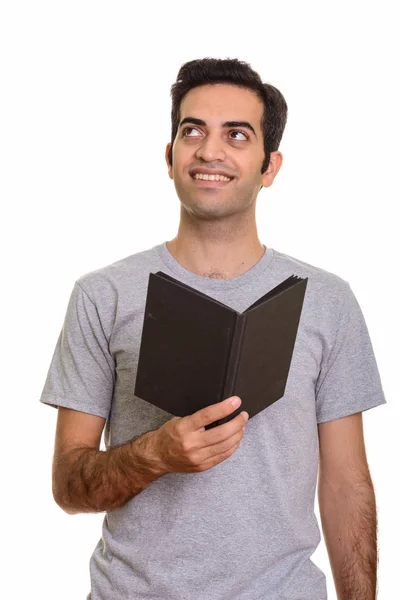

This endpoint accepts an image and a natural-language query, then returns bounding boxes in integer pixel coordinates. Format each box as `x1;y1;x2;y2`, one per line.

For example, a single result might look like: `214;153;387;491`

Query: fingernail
243;412;249;422
232;397;241;408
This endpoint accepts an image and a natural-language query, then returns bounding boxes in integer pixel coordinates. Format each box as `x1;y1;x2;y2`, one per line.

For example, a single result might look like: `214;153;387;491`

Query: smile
191;173;233;187
193;173;232;182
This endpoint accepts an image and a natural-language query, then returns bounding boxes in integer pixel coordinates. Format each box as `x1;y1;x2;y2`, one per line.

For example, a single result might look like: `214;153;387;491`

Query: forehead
180;84;263;129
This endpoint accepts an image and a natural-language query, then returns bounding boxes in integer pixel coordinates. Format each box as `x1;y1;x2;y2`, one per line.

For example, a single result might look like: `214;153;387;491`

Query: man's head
165;58;287;221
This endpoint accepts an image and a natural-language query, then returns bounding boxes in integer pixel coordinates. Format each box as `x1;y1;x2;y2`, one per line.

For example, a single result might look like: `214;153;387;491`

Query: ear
261;151;283;189
165;143;173;179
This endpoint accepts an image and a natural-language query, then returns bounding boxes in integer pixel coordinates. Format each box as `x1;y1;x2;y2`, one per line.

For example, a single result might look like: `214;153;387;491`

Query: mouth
190;173;234;188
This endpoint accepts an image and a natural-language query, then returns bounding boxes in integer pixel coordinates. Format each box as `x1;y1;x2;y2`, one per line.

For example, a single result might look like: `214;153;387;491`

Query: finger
200;410;248;446
186;396;242;432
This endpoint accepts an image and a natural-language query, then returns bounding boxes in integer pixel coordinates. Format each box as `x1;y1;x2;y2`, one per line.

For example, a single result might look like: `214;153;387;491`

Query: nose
195;132;226;163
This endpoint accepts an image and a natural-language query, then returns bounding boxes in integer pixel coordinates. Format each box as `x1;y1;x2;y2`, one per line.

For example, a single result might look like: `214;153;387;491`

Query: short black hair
168;57;288;174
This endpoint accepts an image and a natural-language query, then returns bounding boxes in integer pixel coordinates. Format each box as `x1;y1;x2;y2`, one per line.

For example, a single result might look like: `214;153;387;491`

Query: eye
230;130;248;141
182;127;200;137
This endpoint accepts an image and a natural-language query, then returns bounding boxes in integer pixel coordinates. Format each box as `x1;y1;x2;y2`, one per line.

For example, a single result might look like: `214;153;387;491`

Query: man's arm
52;407;166;514
318;412;378;599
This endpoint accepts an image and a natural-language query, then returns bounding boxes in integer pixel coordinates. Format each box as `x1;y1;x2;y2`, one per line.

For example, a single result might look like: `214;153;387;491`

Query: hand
150;396;249;474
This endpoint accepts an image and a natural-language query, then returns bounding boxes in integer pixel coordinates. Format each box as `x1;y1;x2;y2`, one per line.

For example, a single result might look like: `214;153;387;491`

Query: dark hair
168;57;288;174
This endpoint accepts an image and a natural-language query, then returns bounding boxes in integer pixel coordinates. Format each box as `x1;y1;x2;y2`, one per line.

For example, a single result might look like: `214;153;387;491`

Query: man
40;58;386;599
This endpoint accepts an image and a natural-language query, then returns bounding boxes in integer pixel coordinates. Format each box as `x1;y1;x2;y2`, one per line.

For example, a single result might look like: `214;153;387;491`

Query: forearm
318;477;378;599
53;431;165;514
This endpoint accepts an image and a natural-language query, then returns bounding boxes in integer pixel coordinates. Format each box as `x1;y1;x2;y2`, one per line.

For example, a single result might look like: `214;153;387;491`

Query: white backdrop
1;1;398;598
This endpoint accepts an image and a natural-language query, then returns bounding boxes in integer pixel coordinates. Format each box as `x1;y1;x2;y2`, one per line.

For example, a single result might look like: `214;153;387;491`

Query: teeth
193;173;231;182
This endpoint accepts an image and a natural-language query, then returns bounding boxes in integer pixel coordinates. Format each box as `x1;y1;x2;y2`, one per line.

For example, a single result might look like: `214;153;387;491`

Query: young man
40;58;386;600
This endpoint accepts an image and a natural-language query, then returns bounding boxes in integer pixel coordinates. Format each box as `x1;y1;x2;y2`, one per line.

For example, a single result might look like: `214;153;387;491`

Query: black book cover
134;271;308;429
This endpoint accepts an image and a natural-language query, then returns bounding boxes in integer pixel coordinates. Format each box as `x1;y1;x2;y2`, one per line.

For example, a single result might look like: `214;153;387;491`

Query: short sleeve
315;282;387;423
39;281;115;419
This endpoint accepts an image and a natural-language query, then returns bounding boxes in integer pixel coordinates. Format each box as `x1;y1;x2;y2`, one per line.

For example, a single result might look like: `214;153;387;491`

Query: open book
134;271;308;429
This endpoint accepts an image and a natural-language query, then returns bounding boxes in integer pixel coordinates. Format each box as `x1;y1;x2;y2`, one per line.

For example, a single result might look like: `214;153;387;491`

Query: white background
1;1;398;598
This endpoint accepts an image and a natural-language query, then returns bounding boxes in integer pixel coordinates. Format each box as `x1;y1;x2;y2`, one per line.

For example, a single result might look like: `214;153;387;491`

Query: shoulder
74;243;162;303
271;248;351;310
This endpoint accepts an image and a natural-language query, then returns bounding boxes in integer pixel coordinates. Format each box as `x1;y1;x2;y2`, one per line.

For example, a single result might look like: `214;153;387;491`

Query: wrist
132;430;168;479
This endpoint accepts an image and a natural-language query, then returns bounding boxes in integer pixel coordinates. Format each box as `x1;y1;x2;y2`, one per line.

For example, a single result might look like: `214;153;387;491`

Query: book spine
221;313;248;400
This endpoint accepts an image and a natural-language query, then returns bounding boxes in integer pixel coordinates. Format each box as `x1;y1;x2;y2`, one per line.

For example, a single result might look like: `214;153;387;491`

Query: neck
166;211;265;280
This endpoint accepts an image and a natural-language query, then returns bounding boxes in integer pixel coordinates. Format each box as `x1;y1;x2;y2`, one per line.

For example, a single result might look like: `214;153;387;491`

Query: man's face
165;83;282;221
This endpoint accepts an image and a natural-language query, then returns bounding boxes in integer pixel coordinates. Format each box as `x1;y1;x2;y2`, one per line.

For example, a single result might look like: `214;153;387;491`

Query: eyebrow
178;117;257;139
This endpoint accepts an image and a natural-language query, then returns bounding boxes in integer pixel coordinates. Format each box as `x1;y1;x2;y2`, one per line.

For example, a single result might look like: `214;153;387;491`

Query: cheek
171;144;185;166
173;149;193;178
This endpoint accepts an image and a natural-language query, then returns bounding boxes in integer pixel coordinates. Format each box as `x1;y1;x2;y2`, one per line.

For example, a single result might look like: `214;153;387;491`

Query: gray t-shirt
40;242;387;600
